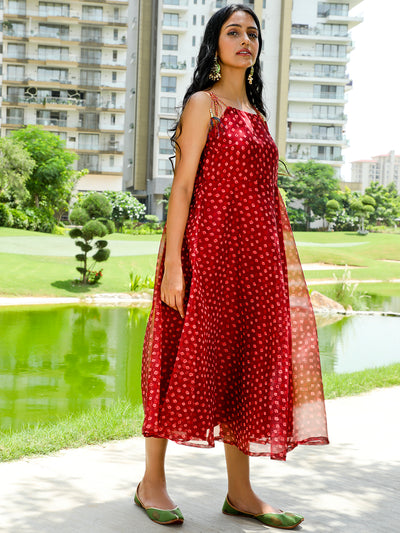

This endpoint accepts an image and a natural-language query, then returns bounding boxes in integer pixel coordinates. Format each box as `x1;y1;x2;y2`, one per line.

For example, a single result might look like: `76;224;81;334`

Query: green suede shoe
134;483;184;525
222;495;304;530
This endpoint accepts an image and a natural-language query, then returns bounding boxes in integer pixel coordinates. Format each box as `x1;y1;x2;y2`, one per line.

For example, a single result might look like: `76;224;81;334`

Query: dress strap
206;90;223;119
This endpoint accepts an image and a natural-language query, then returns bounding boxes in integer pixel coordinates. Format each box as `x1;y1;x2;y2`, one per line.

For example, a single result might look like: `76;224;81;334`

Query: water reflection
0;305;399;432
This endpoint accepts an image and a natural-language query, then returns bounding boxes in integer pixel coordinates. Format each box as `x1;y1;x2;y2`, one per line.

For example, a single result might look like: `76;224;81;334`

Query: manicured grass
0;399;144;462
1;364;399;463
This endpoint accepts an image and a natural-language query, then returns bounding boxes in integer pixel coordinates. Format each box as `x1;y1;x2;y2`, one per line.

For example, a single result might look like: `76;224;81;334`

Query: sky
342;0;400;180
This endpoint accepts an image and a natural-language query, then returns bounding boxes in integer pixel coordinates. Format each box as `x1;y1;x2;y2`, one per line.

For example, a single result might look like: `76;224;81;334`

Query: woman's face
217;10;259;70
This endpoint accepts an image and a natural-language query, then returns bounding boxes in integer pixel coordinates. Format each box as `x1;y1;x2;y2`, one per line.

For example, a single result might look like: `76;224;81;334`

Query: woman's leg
138;437;176;509
224;443;280;514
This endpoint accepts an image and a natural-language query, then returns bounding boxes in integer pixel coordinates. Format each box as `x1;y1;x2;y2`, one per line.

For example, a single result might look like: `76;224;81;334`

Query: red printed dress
141;91;329;460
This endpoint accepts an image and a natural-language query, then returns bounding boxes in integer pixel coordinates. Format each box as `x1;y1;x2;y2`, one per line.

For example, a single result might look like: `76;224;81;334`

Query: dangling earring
209;54;221;81
248;65;254;85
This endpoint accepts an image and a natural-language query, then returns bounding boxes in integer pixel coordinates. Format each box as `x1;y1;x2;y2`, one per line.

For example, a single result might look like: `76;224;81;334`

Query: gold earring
248;65;254;85
209;55;221;81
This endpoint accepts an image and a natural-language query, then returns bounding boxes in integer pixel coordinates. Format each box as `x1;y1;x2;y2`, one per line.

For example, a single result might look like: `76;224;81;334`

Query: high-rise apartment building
127;0;363;220
1;0;128;192
351;150;400;194
287;0;363;175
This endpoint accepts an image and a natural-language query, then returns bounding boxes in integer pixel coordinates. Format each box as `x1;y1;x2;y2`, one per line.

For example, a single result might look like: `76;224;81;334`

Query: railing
289;70;349;79
36;118;67;126
287;133;346;141
288;112;347;120
287;153;343;162
5;117;24;124
2;95;124;108
162;19;188;28
4;8;128;23
290;48;349;59
291;26;350;39
163;0;188;6
160;61;187;70
3;30;126;45
288;92;347;101
78;142;121;151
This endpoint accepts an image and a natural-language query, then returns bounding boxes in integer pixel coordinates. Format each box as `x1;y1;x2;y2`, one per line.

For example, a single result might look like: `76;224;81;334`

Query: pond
0;304;398;432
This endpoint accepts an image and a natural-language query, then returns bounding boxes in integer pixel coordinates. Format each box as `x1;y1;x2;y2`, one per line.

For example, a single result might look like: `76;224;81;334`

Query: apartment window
7;87;24;103
262;19;265;30
36;110;67;127
81;48;102;64
79;113;99;129
39;24;69;39
160;96;176;113
318;2;348;17
191;57;195;67
38;46;69;61
163;34;178;51
315;63;345;78
113;29;118;40
160;118;175;133
193;15;197;25
161;76;176;93
201;15;205;25
81;26;102;43
38;67;68;82
164;13;179;26
4;21;25;37
263;0;266;7
311;145;341;161
113;8;120;21
80;69;101;85
79;133;99;150
8;0;26;15
319;23;348;37
158;159;173;176
202;0;205;4
7;43;25;59
78;154;99;171
162;55;177;68
312;125;342;140
39;2;69;17
159;139;173;155
111;92;117;106
6;108;24;125
6;65;25;81
314;84;344;99
315;43;346;58
194;0;197;4
312;105;343;119
82;6;103;21
112;50;118;61
111;114;116;125
109;155;115;167
192;36;196;46
112;71;117;82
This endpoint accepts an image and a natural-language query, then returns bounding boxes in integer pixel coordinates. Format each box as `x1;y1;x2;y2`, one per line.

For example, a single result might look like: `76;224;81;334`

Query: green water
0;305;399;432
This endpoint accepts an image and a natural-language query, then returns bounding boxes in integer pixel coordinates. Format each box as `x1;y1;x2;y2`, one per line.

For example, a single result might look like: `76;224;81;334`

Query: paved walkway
1;387;399;533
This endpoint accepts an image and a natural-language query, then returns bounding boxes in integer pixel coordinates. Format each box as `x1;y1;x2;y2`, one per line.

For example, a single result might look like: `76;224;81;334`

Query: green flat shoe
134;483;184;525
222;495;304;530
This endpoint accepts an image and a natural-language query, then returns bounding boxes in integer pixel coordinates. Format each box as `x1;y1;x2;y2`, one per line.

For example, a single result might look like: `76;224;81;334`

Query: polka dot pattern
141;101;329;460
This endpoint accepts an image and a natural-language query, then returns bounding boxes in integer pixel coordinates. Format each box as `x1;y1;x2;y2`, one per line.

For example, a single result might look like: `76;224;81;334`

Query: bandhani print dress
141;91;329;460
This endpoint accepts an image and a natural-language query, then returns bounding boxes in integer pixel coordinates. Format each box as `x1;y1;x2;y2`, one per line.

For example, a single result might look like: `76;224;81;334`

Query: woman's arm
161;91;211;318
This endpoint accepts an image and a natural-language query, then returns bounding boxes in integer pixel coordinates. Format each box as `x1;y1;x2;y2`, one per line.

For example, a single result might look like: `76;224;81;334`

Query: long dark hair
170;4;268;159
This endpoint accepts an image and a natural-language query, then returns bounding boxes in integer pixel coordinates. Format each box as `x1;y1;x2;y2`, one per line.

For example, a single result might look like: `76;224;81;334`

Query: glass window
112;50;118;61
160;96;176;113
8;0;26;15
78;133;99;150
163;34;178;51
38;67;68;82
161;76;176;93
4;21;25;37
39;2;69;17
6;86;24;103
81;48;102;64
6;108;24;124
192;36;196;46
7;43;25;59
81;26;102;43
162;55;178;68
80;70;101;85
39;24;69;39
112;71;117;82
82;6;103;21
38;46;69;61
6;65;25;81
79;113;99;129
193;15;196;25
78;154;99;171
111;114;116;125
158;159;173;176
159;139;173;154
164;13;179;26
160;118;175;133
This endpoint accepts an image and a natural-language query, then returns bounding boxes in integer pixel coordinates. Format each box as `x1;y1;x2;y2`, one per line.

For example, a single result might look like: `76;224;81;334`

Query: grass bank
1;364;399;463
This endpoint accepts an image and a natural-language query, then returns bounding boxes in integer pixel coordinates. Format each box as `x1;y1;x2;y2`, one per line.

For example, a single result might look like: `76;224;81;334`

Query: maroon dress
141;91;329;460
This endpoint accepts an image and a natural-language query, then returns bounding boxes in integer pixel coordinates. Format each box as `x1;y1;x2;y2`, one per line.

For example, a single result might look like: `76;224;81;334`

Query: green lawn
0;228;399;298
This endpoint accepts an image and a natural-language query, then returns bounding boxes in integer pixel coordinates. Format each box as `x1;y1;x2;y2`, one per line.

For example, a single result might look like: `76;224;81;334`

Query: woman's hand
161;262;186;319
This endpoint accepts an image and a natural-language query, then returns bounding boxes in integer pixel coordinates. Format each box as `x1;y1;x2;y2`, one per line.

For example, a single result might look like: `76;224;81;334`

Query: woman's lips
237;50;252;56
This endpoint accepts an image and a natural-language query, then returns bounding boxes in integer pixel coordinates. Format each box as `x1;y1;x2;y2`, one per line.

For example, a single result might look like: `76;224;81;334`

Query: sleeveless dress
141;91;329;460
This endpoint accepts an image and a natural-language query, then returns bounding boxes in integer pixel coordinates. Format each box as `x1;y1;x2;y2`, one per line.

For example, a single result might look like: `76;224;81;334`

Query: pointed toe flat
134;483;184;525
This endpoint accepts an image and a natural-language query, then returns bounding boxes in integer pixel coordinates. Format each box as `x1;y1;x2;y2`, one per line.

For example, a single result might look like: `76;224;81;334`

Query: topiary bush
70;220;111;284
69;206;90;226
81;192;112;220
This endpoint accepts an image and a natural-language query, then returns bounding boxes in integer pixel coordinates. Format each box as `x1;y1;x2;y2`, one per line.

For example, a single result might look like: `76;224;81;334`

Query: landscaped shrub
10;208;29;229
25;207;56;233
69;206;90;226
97;217;115;234
81;192;112;219
0;204;14;227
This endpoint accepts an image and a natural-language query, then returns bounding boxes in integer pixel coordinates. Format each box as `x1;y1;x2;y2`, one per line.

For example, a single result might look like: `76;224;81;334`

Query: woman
135;4;329;529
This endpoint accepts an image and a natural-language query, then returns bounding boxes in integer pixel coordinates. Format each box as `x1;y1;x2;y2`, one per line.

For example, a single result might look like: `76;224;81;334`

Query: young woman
135;4;329;529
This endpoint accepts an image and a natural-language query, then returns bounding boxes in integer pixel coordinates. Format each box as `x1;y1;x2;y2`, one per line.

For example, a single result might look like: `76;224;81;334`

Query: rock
310;291;346;313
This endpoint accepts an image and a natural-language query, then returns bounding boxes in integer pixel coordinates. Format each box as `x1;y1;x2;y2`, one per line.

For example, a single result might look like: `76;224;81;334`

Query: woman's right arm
161;91;211;318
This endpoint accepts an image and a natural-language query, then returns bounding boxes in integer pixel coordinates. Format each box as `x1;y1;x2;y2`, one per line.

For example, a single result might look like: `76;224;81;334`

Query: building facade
351;150;400;193
286;0;363;176
1;0;128;192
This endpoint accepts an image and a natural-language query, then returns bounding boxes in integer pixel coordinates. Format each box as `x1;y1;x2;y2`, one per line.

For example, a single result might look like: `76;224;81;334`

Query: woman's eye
227;30;238;36
249;32;258;39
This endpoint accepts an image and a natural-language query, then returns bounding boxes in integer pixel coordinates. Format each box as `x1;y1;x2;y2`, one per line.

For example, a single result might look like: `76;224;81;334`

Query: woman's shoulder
185;90;213;110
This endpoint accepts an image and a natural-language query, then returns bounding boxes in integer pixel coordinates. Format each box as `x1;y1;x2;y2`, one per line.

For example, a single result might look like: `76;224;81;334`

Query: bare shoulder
182;91;211;118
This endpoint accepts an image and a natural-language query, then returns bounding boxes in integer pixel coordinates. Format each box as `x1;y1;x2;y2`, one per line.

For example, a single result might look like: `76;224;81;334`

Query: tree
0;138;35;204
103;191;146;231
325;199;341;229
364;181;400;226
70;221;111;284
279;160;340;230
350;194;376;234
11;126;81;214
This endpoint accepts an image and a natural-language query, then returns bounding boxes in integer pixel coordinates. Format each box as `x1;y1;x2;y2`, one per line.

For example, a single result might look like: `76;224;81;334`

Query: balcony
291;26;352;42
160;61;187;74
287;113;347;124
162;0;189;12
288;92;347;103
290;48;349;62
5;117;24;125
317;9;363;29
289;70;349;83
287;133;348;146
286;153;344;163
36;118;67;127
161;19;188;32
